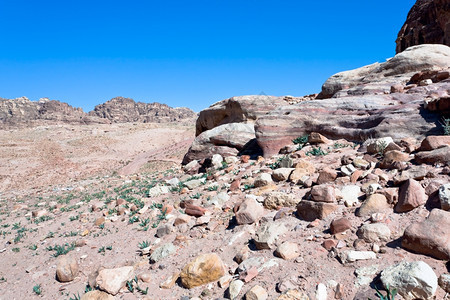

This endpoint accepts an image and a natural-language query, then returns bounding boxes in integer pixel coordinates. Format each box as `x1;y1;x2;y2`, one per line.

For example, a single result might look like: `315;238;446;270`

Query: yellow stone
180;253;225;288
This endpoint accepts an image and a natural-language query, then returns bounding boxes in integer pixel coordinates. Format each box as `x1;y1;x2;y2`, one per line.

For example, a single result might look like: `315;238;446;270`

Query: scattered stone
235;198;264;225
315;283;327;300
356;223;391;243
311;185;336;203
56;255;79;282
180;253;225;288
245;285;268;300
150;243;176;263
356;194;390;217
402;209;450;260
341;164;356;176
272;168;294;181
156;224;172;238
148;185;170;197
184;178;206;190
330;218;351;234
289;159;315;184
439;183;450;210
254;221;288;250
438;274;450;293
339;251;376;263
353;157;370;169
138;272;151;283
395;179;427;213
419;135;450;151
322;239;337;251
340;185;361;207
211;154;224;169
380;261;437;300
160;272;180;289
277;289;309;300
264;192;297;209
366;137;393;154
96;266;134;296
219;274;234;288
254;173;273;188
228;280;244;300
316;167;338;185
415;146;450;165
297;200;338;221
355;265;379;287
275;242;300;260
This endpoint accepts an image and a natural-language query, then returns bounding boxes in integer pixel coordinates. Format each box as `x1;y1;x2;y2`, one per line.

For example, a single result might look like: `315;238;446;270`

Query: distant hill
0;96;197;129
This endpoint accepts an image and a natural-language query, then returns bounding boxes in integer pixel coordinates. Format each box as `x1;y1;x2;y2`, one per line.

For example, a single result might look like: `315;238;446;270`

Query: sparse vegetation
292;134;309;150
441;117;450;135
33;284;42;295
370;285;397;300
46;243;76;257
306;146;327;156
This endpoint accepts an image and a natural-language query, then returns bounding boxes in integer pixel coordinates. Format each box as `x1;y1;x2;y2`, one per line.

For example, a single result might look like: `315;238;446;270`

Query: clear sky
0;0;416;112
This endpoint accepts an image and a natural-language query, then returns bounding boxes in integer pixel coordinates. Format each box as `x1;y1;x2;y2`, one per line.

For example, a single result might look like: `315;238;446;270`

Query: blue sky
0;0;415;112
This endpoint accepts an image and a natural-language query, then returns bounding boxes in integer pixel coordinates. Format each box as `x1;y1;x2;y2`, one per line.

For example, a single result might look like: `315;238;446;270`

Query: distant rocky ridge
0;96;196;129
396;0;450;53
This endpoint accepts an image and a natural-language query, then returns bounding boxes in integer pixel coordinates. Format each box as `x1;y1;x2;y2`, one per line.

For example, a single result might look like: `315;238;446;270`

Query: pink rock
297;200;338;221
415;146;450;164
330;217;352;234
419;136;450;151
310;185;336;203
235;198;264;225
395;179;427;213
402;209;450;260
316;167;338;185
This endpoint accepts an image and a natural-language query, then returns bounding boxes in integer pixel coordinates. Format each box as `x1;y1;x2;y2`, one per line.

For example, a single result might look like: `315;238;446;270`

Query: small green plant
46;243;76;257
69;293;81;300
242;184;254;191
28;244;38;250
139;240;150;249
12;247;20;253
129;216;139;224
441;117;450;135
99;223;105;229
190;193;202;199
369;285;397;300
267;157;283;170
69;215;79;222
33;284;42;295
306;147;327;156
207;185;219;191
292;134;309;150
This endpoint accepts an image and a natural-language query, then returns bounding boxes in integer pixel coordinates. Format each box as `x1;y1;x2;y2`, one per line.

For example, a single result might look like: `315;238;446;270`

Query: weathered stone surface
254;173;273;188
339;251;377;263
340;185;361;207
80;290;114;300
356;194;390;217
439;274;450;293
96;266;134;295
245;285;268;300
439;183;450;210
402;209;450;260
183;123;256;164
310;185;335;203
296;200;338;221
236;198;264;225
264;192;297;209
289;160;315;184
56;255;79;282
254;221;288;250
419;135;450;151
356;223;391;243
195;95;287;136
396;0;450;53
395;179;427;213
275;242;300;260
316;167;338;185
150;243;176;263
228;280;244;299
272;168;294;182
254;45;450;157
330;218;351;234
277;289;310;300
180;253;225;288
381;261;437;300
415;145;450;164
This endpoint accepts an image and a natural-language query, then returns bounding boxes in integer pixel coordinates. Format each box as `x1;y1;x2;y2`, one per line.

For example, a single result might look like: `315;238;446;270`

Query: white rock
254;173;273;188
341;164;357;176
340;185;361;207
381;261;437;300
211;154;224;169
183;178;206;190
229;279;244;299
225;156;239;164
340;251;376;263
96;266;134;295
148;185;169;197
439;183;450;211
166;178;180;187
366;137;394;154
357;223;391;243
316;283;327;300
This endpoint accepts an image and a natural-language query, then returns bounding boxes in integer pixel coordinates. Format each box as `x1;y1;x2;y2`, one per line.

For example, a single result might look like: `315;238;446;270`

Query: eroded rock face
195;95;288;136
180;253;225;288
89;96;196;123
255;45;450;157
396;0;450;54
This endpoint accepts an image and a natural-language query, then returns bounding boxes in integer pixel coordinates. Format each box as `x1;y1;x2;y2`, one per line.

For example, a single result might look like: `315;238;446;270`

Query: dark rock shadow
425;193;441;211
238;138;263;159
226;216;237;231
385;237;402;249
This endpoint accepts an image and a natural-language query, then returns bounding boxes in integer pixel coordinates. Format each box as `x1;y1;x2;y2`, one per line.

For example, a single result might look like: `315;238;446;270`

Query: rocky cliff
89;97;197;123
0;96;197;129
396;0;450;53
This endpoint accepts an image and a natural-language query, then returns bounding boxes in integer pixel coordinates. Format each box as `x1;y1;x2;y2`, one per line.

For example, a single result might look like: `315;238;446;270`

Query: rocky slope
0;96;196;129
396;0;450;53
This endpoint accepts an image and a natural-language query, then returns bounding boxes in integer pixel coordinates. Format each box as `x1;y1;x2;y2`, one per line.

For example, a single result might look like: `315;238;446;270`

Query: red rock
239;267;258;283
308;132;330;144
297;200;338;221
380;188;399;205
184;204;206;217
316;167;338;185
161;204;173;215
311;185;335;203
350;169;364;184
395;179;427;213
322;239;338;251
419;136;450;151
330;218;351;234
229;179;241;192
415;146;450;164
390;84;404;93
402;209;450;260
240;155;250;163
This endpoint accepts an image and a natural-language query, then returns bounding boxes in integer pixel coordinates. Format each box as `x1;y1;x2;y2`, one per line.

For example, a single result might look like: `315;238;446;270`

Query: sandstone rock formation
0;96;196;129
396;0;450;53
89;96;196;123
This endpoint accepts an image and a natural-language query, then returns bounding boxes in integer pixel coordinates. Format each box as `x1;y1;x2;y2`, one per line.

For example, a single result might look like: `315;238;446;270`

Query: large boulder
195;95;287;136
182;123;256;164
255;45;450;157
396;0;450;53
